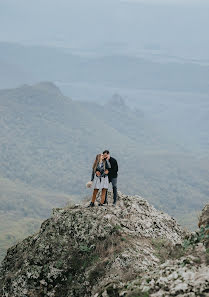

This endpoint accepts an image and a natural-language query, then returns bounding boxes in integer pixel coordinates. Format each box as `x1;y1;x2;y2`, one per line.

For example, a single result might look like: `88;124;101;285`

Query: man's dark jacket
108;157;118;182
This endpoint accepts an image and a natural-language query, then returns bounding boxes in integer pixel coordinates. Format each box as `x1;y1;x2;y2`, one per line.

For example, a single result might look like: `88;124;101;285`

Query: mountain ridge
1;82;209;261
0;42;209;93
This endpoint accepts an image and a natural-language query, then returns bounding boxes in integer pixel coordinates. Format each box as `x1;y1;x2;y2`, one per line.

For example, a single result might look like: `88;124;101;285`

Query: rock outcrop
98;202;209;297
100;244;209;297
0;194;209;297
199;204;209;228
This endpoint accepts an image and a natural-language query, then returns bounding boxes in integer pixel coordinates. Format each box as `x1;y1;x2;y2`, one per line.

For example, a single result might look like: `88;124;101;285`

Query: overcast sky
120;0;209;4
0;0;209;59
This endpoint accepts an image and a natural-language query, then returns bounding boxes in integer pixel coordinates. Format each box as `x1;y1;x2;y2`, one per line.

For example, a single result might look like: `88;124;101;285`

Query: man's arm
106;159;111;169
104;160;111;175
115;159;118;173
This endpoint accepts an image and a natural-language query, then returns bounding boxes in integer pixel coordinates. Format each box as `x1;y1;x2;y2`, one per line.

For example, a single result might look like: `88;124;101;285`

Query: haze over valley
0;0;209;262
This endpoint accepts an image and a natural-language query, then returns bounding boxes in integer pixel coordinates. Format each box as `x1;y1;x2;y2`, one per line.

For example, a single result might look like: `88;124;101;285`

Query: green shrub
126;289;149;297
183;224;209;249
79;244;92;253
152;238;185;263
88;261;108;286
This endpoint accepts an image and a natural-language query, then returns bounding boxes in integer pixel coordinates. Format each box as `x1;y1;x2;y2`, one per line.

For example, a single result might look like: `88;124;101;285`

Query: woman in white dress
89;154;111;207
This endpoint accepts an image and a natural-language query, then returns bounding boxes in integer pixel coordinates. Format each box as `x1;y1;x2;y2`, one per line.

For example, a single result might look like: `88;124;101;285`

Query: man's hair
103;150;110;154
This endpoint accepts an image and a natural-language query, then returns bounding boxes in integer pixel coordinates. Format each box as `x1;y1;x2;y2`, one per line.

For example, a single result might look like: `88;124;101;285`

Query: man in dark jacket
103;150;118;205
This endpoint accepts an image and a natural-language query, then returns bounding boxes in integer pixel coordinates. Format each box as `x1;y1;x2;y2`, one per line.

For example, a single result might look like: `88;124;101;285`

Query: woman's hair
92;154;106;172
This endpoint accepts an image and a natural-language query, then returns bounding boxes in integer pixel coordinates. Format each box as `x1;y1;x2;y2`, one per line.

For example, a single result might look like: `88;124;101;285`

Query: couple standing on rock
88;150;118;207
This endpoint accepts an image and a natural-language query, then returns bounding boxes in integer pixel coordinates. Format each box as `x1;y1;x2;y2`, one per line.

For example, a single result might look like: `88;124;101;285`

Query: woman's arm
91;169;95;181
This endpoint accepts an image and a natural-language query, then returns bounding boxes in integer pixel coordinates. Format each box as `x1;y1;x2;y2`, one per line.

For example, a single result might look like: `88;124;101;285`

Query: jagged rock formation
98;202;209;297
199;204;209;228
100;244;209;297
0;194;209;297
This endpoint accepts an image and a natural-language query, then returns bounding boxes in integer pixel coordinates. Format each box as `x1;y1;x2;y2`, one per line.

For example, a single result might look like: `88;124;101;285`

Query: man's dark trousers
105;178;117;204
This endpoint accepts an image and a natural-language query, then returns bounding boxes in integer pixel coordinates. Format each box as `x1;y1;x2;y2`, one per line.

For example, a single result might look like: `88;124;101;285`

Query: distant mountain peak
33;81;62;96
0;82;68;107
110;93;126;105
105;93;128;111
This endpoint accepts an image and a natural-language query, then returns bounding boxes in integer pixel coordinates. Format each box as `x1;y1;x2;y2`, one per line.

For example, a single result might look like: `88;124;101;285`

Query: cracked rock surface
1;193;206;297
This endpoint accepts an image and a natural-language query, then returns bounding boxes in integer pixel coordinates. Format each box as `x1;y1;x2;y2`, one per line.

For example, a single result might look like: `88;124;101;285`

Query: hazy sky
120;0;208;4
0;0;209;59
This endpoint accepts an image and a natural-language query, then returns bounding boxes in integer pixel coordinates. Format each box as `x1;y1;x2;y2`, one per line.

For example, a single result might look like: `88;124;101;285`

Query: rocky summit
0;193;209;297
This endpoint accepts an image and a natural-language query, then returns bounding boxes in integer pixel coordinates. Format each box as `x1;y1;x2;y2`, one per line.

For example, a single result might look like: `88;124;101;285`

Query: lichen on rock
1;192;206;297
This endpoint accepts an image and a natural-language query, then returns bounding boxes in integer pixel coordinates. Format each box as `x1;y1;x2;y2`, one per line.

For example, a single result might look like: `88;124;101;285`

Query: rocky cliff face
0;193;208;297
